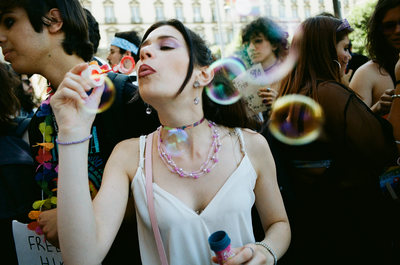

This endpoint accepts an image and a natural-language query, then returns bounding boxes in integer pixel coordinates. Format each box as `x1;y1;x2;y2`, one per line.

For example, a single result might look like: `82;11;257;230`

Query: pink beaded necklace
157;120;221;179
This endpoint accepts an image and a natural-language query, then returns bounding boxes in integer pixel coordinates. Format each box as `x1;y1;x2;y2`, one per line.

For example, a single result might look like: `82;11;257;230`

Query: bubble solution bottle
208;231;235;264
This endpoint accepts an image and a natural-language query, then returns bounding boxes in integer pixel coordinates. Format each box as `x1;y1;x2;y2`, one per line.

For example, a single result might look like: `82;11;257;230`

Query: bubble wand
208;231;235;264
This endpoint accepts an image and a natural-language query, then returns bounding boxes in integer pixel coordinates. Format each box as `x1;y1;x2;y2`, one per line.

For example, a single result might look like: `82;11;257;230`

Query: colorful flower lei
28;87;58;234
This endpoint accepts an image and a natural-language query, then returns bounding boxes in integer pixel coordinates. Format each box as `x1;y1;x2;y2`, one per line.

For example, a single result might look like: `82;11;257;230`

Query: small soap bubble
162;128;190;157
235;0;252;16
269;94;324;145
82;75;116;114
205;57;245;105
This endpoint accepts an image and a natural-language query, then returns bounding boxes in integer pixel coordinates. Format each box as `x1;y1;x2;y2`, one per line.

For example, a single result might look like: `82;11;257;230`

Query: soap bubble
82;75;116;114
269;94;324;145
205;57;245;105
162;128;190;157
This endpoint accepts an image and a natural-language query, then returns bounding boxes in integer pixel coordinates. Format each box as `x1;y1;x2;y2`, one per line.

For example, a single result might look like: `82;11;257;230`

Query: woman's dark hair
279;16;353;100
140;19;259;130
367;0;400;82
0;63;21;132
84;8;100;55
115;31;142;63
0;0;93;62
241;17;289;60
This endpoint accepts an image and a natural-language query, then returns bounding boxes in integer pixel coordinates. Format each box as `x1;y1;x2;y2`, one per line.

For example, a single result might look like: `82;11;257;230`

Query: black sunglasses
381;20;400;33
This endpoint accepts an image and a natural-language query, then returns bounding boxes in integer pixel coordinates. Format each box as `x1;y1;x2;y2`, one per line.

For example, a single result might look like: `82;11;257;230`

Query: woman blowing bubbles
51;20;290;265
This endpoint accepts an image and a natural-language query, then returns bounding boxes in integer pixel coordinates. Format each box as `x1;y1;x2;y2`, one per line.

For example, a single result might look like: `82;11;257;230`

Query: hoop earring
333;60;341;70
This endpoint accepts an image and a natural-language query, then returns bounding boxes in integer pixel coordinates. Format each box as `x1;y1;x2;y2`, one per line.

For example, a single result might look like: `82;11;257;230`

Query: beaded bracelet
255;241;277;265
56;134;92;145
392;94;400;99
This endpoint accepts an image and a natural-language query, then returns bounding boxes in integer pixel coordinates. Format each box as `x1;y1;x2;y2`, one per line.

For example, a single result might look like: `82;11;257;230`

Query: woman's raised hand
50;63;104;136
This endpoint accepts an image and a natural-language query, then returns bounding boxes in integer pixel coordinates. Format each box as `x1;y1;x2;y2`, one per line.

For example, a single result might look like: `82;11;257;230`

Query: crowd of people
0;0;399;264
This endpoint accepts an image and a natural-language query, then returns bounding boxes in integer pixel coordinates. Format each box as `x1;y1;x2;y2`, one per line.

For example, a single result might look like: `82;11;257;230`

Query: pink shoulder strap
145;133;169;265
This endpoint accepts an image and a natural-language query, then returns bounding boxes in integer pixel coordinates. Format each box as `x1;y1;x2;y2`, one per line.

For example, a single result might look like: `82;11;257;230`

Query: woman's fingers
54;85;86;106
224;246;254;265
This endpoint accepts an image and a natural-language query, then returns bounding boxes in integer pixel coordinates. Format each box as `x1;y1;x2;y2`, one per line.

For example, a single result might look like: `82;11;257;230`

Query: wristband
255;241;277;265
56;134;92;145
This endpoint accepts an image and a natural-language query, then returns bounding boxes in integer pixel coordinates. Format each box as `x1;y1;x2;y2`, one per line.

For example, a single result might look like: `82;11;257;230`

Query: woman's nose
140;46;154;61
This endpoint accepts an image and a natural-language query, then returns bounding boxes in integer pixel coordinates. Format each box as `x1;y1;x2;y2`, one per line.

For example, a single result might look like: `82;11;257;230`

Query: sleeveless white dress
131;128;258;265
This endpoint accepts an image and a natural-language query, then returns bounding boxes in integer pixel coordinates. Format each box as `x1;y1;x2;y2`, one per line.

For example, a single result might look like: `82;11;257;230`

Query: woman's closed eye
159;40;180;51
160;45;174;50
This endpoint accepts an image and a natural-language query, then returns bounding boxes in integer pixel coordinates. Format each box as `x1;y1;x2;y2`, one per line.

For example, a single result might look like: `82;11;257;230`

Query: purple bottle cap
208;231;231;252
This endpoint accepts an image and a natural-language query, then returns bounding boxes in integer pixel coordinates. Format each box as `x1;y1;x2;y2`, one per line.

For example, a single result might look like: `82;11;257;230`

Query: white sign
233;63;270;114
12;220;64;265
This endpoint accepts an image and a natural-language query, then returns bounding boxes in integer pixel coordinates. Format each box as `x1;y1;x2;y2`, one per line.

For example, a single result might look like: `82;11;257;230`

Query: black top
263;81;398;265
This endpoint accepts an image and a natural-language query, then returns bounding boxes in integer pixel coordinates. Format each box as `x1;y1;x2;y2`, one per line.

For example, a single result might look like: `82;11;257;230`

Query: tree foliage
347;0;377;56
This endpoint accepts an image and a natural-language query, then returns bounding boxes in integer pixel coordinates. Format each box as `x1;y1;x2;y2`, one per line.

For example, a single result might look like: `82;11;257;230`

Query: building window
264;0;272;17
81;0;92;11
213;27;222;45
210;2;217;23
104;0;116;24
278;0;286;18
175;1;185;22
106;26;118;45
304;2;311;18
319;0;325;12
154;0;165;21
130;0;142;24
291;0;298;18
193;1;203;23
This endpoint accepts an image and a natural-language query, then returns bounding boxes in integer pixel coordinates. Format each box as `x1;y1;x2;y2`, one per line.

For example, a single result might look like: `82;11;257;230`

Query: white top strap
234;128;246;155
139;135;146;169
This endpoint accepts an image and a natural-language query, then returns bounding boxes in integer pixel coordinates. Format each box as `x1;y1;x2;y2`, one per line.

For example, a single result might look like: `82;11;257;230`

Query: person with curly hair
350;0;400;116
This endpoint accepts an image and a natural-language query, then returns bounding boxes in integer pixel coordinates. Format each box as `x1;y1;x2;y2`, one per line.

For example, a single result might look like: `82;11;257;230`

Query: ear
195;66;214;88
46;8;63;33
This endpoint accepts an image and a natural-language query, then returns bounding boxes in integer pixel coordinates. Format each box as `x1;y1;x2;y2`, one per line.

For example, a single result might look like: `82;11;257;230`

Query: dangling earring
333;60;341;70
193;81;200;105
145;104;152;115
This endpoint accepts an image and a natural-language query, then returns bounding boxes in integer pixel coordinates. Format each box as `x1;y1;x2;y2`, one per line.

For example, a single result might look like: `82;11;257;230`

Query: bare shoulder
241;129;272;158
352;61;377;80
240;128;275;176
108;137;142;178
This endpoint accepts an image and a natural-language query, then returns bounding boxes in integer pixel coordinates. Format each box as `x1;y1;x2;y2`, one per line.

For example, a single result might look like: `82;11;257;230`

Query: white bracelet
391;94;400;99
255;241;277;265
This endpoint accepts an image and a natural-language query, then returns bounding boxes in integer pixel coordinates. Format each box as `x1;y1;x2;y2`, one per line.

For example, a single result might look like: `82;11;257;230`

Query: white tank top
131;128;257;265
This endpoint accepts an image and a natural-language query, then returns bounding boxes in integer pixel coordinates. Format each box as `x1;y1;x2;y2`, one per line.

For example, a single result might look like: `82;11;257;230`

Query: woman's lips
138;64;156;78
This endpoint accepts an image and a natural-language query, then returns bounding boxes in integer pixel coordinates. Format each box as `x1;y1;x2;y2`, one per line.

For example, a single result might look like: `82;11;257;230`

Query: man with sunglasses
350;0;400;116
